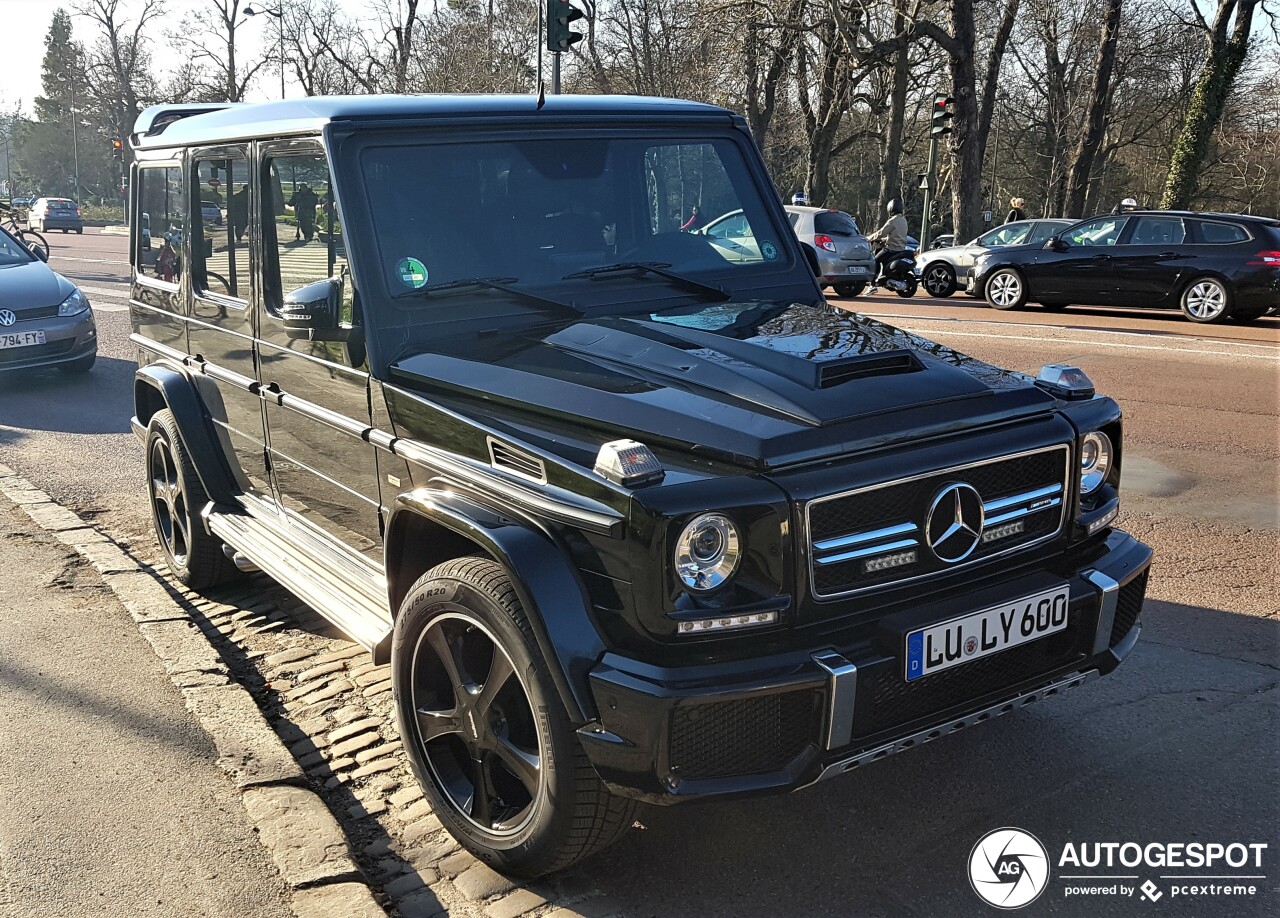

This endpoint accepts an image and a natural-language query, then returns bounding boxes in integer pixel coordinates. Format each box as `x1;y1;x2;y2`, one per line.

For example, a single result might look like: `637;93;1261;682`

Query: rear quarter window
1193;221;1249;244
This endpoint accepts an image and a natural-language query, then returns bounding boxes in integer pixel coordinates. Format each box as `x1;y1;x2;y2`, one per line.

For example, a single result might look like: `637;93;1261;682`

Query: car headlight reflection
58;290;89;316
1080;431;1113;495
675;513;741;591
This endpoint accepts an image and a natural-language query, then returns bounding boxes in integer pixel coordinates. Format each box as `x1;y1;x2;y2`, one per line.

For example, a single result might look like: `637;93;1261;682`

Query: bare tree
178;0;268;102
77;0;162;148
1161;0;1268;207
1062;0;1123;216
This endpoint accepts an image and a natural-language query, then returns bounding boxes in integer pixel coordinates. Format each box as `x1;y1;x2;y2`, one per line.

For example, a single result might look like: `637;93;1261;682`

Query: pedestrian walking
289;182;319;242
1006;197;1026;223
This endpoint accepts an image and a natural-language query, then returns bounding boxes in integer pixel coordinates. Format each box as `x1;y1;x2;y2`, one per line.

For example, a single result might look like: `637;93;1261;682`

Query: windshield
358;134;791;303
0;226;34;266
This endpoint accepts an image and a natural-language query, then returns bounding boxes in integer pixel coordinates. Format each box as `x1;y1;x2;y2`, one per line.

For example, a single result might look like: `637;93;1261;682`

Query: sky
1;0;315;115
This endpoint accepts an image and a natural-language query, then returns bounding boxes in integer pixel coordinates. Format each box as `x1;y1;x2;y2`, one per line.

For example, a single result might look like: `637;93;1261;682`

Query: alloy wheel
411;612;542;836
988;271;1022;307
1184;280;1227;321
924;264;953;296
149;436;190;568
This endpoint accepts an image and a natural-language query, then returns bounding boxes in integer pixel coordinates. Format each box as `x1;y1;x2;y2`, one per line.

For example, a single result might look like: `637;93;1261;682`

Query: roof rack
131;103;238;146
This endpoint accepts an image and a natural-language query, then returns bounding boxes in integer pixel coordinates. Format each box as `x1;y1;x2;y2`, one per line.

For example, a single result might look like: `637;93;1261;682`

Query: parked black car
917;219;1074;297
971;210;1280;322
129;96;1151;877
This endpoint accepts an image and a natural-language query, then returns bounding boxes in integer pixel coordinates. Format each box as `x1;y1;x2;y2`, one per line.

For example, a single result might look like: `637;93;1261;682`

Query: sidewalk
0;502;294;917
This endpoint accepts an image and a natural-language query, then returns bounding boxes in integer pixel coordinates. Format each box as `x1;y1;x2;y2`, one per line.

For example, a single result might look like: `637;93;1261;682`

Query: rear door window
1192;221;1249;244
1130;216;1186;246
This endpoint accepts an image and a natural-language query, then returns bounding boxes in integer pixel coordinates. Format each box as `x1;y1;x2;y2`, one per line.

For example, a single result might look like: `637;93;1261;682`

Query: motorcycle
870;242;919;297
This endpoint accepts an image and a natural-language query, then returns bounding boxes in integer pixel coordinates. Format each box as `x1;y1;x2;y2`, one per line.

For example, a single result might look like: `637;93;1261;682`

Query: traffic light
111;138;124;160
930;94;954;138
547;0;584;53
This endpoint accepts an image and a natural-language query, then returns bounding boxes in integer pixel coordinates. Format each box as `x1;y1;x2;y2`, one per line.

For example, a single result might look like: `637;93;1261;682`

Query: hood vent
488;437;547;483
818;350;923;388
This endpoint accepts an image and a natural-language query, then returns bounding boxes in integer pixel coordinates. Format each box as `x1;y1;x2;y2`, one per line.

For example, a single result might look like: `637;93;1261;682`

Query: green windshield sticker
396;257;428;289
761;241;779;260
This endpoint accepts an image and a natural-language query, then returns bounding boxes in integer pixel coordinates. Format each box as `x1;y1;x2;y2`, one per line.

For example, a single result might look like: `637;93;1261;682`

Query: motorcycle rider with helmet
867;198;910;292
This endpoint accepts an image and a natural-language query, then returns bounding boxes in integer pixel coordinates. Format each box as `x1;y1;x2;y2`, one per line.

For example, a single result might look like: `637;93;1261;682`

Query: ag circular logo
969;827;1050;909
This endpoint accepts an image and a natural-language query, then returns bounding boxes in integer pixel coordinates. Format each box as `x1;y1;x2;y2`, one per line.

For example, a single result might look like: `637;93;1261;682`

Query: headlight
1080;431;1113;495
58;290;89;316
675;513;741;591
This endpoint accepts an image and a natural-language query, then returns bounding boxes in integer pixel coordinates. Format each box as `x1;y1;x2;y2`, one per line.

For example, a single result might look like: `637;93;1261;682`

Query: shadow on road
0;354;136;440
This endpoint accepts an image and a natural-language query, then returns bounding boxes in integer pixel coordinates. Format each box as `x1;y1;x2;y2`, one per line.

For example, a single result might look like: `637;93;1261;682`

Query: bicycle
0;202;50;261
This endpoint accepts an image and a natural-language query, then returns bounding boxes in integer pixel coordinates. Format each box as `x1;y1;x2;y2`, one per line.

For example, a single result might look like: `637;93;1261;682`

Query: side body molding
388;489;606;726
133;362;238;505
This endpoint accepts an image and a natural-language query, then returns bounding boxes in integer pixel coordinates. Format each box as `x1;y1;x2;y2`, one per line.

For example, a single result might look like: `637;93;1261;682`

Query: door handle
1090;254;1111;260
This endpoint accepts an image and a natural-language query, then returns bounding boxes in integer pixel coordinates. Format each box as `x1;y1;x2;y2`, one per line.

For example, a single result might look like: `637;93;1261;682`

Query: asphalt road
1;229;1277;916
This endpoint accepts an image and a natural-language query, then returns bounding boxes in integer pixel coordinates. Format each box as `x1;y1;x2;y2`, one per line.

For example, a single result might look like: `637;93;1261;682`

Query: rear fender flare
134;363;238;505
386;489;604;725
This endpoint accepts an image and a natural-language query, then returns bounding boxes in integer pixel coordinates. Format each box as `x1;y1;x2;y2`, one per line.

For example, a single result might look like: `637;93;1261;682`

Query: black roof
133;94;733;149
1116;209;1280;225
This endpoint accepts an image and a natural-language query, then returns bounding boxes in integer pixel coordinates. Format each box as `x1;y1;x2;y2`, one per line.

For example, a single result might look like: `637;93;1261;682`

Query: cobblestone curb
0;465;385;918
0;463;625;918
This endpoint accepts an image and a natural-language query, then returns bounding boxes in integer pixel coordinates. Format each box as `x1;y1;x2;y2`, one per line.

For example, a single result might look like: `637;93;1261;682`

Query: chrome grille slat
806;445;1071;599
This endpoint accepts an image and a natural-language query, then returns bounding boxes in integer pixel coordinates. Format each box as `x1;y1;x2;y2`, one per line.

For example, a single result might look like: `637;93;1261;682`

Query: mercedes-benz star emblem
925;482;985;563
0;309;16;327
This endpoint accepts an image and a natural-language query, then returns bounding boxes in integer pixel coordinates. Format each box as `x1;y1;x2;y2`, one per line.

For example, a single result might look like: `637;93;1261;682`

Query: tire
57;352;96;374
145;409;241;588
1180;276;1232;323
922;262;956;297
393;557;636;878
75;228;83;235
1040;302;1071;312
895;278;918;298
61;229;68;234
985;268;1028;310
832;282;866;297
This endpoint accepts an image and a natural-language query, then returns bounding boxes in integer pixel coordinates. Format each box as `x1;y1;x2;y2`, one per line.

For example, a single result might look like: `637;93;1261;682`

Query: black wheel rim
149;436;190;568
411;612;542;836
925;265;951;294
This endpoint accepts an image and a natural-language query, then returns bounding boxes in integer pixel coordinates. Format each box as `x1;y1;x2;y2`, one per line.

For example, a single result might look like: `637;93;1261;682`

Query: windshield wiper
563;262;730;302
392;276;578;315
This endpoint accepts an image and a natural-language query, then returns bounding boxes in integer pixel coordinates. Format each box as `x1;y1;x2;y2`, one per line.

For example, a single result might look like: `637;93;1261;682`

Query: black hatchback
970;211;1280;323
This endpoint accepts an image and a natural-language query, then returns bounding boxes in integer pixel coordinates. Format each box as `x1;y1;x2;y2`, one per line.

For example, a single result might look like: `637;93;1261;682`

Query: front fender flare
388;489;605;725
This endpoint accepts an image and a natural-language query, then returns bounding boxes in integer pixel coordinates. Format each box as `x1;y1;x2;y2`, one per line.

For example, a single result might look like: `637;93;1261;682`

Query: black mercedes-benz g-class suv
128;96;1151;877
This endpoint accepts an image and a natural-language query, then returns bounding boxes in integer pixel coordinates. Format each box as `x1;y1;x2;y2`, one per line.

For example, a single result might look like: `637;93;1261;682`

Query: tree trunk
1063;0;1123;217
878;0;910;207
1161;0;1259;209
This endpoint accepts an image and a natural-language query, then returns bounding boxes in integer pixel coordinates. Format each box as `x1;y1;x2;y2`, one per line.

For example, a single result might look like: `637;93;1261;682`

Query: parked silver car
0;225;97;374
785;205;876;297
916;219;1073;297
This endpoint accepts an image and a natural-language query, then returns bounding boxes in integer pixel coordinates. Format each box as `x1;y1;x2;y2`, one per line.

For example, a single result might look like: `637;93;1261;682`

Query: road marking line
888;325;1279;361
78;284;129;298
858;311;1279;351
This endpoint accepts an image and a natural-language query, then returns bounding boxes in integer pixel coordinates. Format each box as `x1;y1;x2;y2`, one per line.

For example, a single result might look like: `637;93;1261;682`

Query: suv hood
390;301;1057;469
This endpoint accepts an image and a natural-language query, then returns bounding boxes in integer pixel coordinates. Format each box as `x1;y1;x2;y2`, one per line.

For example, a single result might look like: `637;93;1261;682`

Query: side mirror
280;276;348;341
1047;236;1070;253
802;244;822;277
28;242;48;262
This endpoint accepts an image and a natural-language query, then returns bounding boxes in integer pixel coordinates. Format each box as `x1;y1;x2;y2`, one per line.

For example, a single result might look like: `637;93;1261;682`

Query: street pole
71;98;81;201
552;52;561;94
278;14;285;99
919;136;938;253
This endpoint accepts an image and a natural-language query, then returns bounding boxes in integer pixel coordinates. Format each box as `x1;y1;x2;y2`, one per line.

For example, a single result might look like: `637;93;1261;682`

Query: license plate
905;585;1070;681
0;330;46;349
847;266;868;275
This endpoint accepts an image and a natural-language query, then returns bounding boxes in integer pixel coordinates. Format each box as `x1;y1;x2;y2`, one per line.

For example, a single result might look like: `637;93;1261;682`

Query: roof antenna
536;80;546;110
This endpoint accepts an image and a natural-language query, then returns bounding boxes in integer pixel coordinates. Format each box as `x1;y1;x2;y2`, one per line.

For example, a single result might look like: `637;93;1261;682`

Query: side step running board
206;507;392;654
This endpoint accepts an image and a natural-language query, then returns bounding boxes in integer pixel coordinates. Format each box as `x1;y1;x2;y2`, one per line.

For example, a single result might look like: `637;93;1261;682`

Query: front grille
669;690;818;780
11;305;60;319
1109;570;1149;647
857;608;1089;737
808;446;1069;597
0;338;75;364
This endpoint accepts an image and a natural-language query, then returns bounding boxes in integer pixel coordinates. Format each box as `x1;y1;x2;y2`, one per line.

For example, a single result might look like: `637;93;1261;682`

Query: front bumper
580;529;1151;804
0;311;97;373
